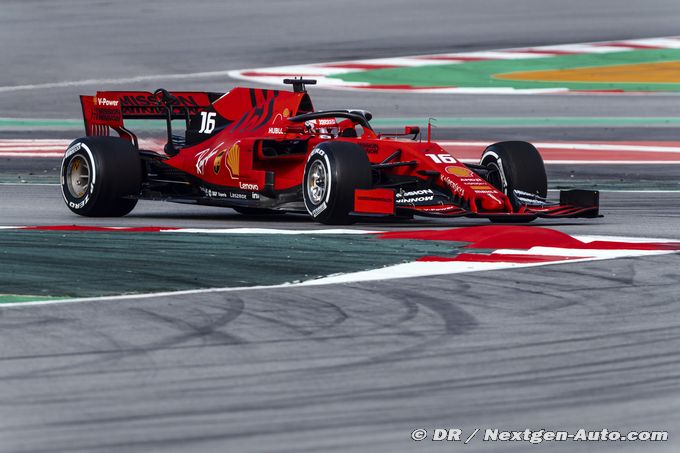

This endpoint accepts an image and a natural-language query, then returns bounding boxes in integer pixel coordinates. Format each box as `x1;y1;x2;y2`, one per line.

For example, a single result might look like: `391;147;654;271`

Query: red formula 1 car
61;79;599;224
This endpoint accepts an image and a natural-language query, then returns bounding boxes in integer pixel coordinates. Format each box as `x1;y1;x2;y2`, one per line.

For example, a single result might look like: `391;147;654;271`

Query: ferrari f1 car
61;79;599;224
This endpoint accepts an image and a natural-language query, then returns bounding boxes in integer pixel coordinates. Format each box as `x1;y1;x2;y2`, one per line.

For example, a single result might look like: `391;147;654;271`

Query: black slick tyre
480;141;547;223
302;141;372;225
60;137;141;217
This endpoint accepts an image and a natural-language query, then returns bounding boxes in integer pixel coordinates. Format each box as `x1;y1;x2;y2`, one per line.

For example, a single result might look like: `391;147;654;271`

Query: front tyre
480;141;547;223
302;141;372;225
480;141;547;203
61;137;141;217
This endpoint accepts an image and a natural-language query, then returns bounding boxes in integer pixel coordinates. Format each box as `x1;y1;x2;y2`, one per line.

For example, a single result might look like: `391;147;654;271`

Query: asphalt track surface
2;1;680;452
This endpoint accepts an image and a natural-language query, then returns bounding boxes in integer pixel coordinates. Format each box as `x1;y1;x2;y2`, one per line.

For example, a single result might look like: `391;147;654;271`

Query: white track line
3;36;678;94
440;141;680;153
576;234;680;243
229;35;680;94
166;228;379;234
586;189;680;193
6;247;676;308
619;38;680;48
0;226;379;235
458;159;680;164
0;183;59;186
0;70;239;93
0;147;66;151
0;153;64;157
1;231;679;308
299;245;678;286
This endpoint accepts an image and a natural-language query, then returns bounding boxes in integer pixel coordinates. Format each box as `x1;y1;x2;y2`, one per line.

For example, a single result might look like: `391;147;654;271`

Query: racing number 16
199;112;217;134
425;153;456;164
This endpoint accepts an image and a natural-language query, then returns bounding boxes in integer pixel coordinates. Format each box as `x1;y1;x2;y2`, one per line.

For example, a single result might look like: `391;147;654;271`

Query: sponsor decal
396;189;433;198
311;202;327;217
359;143;379;154
92;109;121;124
396;196;434;204
227;143;240;177
118;94;201;115
200;186;250;200
64;143;82;158
68;194;90;209
213;149;226;174
200;187;228;198
239;182;259;191
442;176;466;197
283;108;290;118
90;96;122;124
354;188;395;215
418;205;460;212
358;196;394;203
310;148;326;158
95;97;119;107
306;119;338;132
195;142;224;175
470;185;493;190
268;127;285;135
445;166;472;176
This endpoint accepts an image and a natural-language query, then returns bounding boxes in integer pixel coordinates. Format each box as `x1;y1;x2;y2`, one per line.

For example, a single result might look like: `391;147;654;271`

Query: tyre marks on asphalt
2;253;678;453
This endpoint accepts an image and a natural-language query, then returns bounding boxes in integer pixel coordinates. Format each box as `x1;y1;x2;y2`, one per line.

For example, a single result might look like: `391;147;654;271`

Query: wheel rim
485;161;506;194
66;155;91;198
306;160;327;204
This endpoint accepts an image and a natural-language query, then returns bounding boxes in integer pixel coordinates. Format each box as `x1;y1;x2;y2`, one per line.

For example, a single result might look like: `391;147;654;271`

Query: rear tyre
60;137;141;217
302;141;372;225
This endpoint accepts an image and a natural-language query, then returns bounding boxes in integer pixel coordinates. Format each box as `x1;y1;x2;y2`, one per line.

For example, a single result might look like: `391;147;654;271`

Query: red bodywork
79;85;599;220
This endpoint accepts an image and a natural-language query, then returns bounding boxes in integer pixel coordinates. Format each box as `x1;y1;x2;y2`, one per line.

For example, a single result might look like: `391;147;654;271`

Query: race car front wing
352;188;600;219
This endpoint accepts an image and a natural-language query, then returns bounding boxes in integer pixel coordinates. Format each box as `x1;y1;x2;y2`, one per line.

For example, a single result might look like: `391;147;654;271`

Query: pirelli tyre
303;141;372;225
480;141;547;223
61;137;141;217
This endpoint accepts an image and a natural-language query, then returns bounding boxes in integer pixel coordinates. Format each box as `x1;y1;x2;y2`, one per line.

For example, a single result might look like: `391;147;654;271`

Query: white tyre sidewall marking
481;150;508;194
60;142;97;206
305;147;333;217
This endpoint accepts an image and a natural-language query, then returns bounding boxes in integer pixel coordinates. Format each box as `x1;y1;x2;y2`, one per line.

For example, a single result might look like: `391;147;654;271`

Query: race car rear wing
80;90;219;145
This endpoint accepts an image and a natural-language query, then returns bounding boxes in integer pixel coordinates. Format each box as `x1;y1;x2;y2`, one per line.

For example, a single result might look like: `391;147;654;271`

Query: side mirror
404;126;420;135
